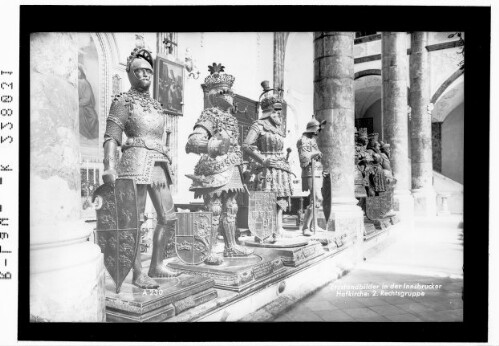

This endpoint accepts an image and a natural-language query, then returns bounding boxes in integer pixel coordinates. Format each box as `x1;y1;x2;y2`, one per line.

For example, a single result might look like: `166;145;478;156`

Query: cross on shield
93;179;139;293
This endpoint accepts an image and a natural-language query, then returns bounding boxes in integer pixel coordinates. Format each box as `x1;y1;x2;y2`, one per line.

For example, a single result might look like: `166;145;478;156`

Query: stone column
314;32;363;257
382;32;414;223
410;32;436;216
273;32;289;91
30;33;105;321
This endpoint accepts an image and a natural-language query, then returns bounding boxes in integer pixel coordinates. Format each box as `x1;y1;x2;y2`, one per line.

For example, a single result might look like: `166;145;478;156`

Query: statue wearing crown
297;115;327;235
185;63;253;265
242;81;295;241
98;47;179;291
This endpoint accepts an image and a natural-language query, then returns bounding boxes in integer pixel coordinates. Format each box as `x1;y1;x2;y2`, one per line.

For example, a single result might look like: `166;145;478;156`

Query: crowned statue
242;81;295;242
185;63;253;265
100;47;179;290
297;115;327;235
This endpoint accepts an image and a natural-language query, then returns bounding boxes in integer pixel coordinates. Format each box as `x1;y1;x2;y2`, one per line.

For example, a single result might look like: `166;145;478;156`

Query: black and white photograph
0;2;495;345
155;54;184;116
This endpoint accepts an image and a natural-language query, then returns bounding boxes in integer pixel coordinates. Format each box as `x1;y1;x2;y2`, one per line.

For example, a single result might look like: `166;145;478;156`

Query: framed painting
154;54;184;116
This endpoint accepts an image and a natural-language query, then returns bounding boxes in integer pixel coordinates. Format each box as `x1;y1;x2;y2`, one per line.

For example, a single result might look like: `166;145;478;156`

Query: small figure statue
185;63;253;265
297;115;326;236
242;81;295;241
365;133;386;197
379;141;395;185
102;48;179;289
354;127;372;199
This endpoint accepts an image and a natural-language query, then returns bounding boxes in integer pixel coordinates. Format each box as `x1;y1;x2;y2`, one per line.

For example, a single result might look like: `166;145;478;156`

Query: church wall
441;103;464;184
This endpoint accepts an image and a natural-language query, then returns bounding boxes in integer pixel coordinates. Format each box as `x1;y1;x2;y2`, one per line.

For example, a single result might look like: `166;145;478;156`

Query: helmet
303;115;326;135
126;48;154;90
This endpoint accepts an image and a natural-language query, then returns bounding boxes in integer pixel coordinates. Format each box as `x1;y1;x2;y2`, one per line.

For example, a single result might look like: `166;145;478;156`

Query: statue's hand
102;169;117;186
312;152;322;161
263;158;278;167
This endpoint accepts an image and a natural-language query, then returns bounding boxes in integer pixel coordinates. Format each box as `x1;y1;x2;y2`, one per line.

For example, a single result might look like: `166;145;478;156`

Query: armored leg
222;191;253;257
147;184;180;278
203;194;224;265
132;184;160;289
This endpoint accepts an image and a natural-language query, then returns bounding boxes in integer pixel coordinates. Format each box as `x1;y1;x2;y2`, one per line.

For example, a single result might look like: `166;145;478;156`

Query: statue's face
383;147;391;157
134;68;153;89
269;110;282;126
127;57;153;92
208;88;233;111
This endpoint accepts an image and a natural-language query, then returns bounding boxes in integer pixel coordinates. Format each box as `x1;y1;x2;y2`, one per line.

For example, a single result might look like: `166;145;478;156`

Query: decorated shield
93;179;139;294
322;171;331;223
366;188;394;220
247;191;277;242
175;212;212;265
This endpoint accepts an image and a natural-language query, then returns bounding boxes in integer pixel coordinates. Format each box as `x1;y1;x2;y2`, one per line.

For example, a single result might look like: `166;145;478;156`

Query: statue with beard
242;81;295;242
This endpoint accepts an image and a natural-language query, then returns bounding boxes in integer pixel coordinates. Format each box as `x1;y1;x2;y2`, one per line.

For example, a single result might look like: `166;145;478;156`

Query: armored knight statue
354;127;372;199
185;63;253;265
365;133;386;197
102;48;179;289
297;115;326;236
242;81;295;241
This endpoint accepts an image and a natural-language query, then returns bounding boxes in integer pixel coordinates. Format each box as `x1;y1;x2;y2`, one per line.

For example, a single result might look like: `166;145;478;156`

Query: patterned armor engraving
106;88;173;185
93;179;140;293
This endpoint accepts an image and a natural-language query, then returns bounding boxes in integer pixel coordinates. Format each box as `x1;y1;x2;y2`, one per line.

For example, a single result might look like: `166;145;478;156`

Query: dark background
20;5;490;343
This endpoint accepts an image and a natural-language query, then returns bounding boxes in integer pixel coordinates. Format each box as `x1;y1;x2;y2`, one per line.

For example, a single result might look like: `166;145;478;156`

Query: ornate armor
104;88;173;185
187;107;243;196
243;119;294;198
297;134;323;192
101;47;179;289
185;63;252;262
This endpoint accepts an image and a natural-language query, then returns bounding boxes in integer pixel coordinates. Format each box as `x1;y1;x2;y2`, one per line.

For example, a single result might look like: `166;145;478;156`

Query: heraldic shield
248;191;277;242
366;188;394;220
92;179;139;293
175;212;212;265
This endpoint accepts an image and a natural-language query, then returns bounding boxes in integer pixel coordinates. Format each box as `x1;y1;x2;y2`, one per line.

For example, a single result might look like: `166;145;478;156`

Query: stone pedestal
105;274;217;322
167;249;286;292
30;33;105;321
314;32;364;262
410;32;437;217
382;32;414;224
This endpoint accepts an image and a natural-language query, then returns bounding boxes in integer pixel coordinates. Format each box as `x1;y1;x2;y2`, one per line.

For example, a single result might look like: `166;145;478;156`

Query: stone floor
272;215;464;322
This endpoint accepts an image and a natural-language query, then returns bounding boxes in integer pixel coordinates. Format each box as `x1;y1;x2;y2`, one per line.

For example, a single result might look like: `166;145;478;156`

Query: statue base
166;250;286;292
239;235;324;267
363;219;377;237
267;241;325;267
105;274;217;322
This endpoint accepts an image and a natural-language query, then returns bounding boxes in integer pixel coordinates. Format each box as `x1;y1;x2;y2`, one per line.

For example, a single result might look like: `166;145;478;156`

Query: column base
412;188;437;217
326;204;364;262
393;190;415;226
30;222;106;322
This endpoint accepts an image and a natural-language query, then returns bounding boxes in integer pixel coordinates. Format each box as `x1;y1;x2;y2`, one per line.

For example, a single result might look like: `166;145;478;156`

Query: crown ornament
203;62;235;90
259;80;284;112
126;48;153;72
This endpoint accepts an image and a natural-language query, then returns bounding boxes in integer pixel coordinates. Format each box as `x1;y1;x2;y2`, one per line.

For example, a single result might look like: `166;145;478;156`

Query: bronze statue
101;48;179;289
297;115;326;236
242;81;295;241
365;133;386;197
354;127;371;199
186;63;253;265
